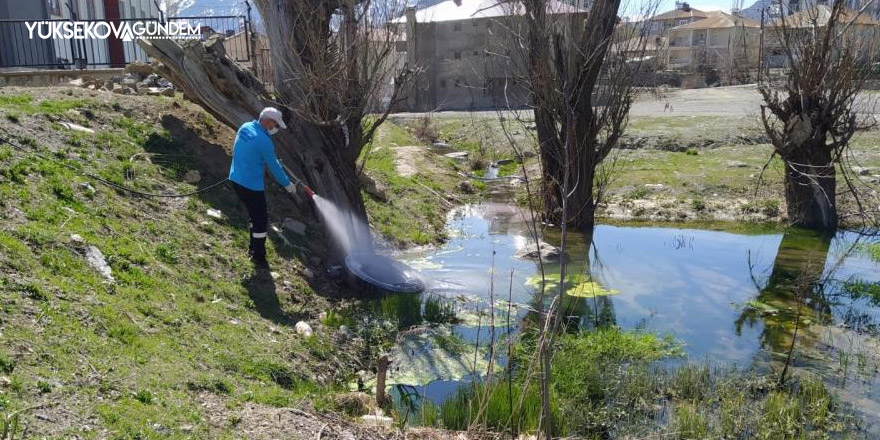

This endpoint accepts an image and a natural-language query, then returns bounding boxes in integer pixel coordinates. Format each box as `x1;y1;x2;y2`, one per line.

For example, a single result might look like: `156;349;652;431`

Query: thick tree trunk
139;36;366;262
782;145;837;230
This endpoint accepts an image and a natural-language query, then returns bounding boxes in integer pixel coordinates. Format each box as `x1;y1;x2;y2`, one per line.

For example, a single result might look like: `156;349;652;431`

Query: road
390;85;879;119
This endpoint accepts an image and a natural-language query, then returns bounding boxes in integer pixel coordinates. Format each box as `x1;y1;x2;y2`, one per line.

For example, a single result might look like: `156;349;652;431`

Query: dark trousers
233;182;269;261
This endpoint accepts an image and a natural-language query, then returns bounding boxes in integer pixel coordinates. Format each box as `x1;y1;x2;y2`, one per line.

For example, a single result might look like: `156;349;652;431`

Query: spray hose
283;163;315;199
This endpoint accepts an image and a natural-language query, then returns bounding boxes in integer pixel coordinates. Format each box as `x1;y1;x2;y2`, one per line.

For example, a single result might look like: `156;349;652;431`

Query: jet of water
311;194;373;255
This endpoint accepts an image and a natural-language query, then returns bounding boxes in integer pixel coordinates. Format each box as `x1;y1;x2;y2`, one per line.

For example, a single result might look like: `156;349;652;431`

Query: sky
172;0;744;24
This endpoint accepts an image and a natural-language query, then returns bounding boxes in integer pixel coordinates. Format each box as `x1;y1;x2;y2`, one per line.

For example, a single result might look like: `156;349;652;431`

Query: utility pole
758;7;765;83
245;0;253;62
153;0;165;23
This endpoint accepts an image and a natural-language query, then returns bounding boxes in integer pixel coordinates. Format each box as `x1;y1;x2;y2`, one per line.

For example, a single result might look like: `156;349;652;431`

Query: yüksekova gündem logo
26;20;201;42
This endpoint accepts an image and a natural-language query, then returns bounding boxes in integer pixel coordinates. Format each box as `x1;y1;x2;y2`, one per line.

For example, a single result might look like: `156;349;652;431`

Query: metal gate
0;15;252;70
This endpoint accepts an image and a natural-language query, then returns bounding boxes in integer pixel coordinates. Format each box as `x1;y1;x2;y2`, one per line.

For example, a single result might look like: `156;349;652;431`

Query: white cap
259;107;287;130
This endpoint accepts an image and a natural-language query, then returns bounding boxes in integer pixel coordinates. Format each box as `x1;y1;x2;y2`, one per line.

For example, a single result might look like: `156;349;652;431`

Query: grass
359;119;482;246
0;90;364;438
401;326;857;438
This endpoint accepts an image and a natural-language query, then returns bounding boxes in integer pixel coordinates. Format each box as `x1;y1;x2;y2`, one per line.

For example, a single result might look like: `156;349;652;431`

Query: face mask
268;127;279;136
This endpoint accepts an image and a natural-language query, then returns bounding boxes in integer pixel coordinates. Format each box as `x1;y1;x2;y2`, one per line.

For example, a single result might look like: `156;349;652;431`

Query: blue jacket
228;120;292;191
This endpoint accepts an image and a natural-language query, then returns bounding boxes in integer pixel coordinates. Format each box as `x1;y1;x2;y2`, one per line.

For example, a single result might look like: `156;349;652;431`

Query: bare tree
758;0;878;230
506;1;658;436
160;0;195;17
520;0;658;231
140;0;412;260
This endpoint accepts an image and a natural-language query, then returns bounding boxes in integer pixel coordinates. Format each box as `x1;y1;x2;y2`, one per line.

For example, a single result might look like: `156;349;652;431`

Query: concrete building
646;2;715;37
764;5;880;66
0;0;159;69
666;13;760;71
396;0;587;111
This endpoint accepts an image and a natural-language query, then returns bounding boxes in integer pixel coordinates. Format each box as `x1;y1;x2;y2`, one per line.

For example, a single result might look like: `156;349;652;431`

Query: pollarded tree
140;0;412;260
521;0;657;230
758;0;878;230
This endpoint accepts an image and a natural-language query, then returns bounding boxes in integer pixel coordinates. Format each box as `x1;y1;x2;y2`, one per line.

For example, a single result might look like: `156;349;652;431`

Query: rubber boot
250;236;269;268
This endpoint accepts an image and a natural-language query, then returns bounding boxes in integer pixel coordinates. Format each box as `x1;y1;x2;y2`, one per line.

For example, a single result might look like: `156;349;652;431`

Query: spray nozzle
303;185;315;199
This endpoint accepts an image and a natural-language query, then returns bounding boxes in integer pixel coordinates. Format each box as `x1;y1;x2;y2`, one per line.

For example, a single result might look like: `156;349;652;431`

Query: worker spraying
228;107;313;268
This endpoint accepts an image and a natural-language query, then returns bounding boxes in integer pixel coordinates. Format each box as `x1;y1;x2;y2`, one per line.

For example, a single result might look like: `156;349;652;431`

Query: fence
0;15;252;70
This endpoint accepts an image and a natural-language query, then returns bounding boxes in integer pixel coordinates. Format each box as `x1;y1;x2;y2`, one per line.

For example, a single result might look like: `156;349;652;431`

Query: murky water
359;202;880;429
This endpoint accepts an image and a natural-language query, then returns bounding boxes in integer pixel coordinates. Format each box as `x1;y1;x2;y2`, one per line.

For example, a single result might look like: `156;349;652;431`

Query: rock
852;166;872;176
282;218;307;235
70;234;84;243
295;321;313;337
60;122;95;134
514;240;562;262
726;160;749;168
645;183;665;190
0;376;11;387
358;173;387;201
444;151;469;160
79;182;96;194
126;61;155;78
457;180;476;194
206;209;222;219
68;78;84;87
432;142;451;149
161;87;175;97
85;245;114;282
184;170;201;184
270;271;280;280
360;414;393;426
303;268;315;279
271;225;291;247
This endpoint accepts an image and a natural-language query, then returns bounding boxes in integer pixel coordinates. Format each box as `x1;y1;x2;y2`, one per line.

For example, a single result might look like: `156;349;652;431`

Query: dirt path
393;145;423;177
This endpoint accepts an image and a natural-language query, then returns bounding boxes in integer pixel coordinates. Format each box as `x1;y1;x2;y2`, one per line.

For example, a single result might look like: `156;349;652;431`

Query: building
764;4;880;67
0;0;160;69
666;12;760;71
645;2;716;37
395;0;588;111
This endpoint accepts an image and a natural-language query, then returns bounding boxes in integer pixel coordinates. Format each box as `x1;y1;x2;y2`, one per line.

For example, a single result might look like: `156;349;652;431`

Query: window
487;20;493;30
440;79;447;88
473;20;478;26
454;51;461;60
454;23;462;31
505;49;511;56
473;50;478;57
455;80;461;88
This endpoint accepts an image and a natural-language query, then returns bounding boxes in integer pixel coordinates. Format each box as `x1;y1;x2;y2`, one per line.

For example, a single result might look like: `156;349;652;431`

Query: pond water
358;202;880;430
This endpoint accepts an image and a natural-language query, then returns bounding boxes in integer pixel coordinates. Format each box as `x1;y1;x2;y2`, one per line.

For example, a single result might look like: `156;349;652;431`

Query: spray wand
282;162;315;200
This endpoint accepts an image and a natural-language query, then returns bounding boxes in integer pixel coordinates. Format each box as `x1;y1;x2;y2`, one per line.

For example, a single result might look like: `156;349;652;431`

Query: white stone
295;321;313;337
360;415;393;426
60;122;95;134
206;209;222;219
70;234;84;243
85;245;114;282
444;151;469;160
